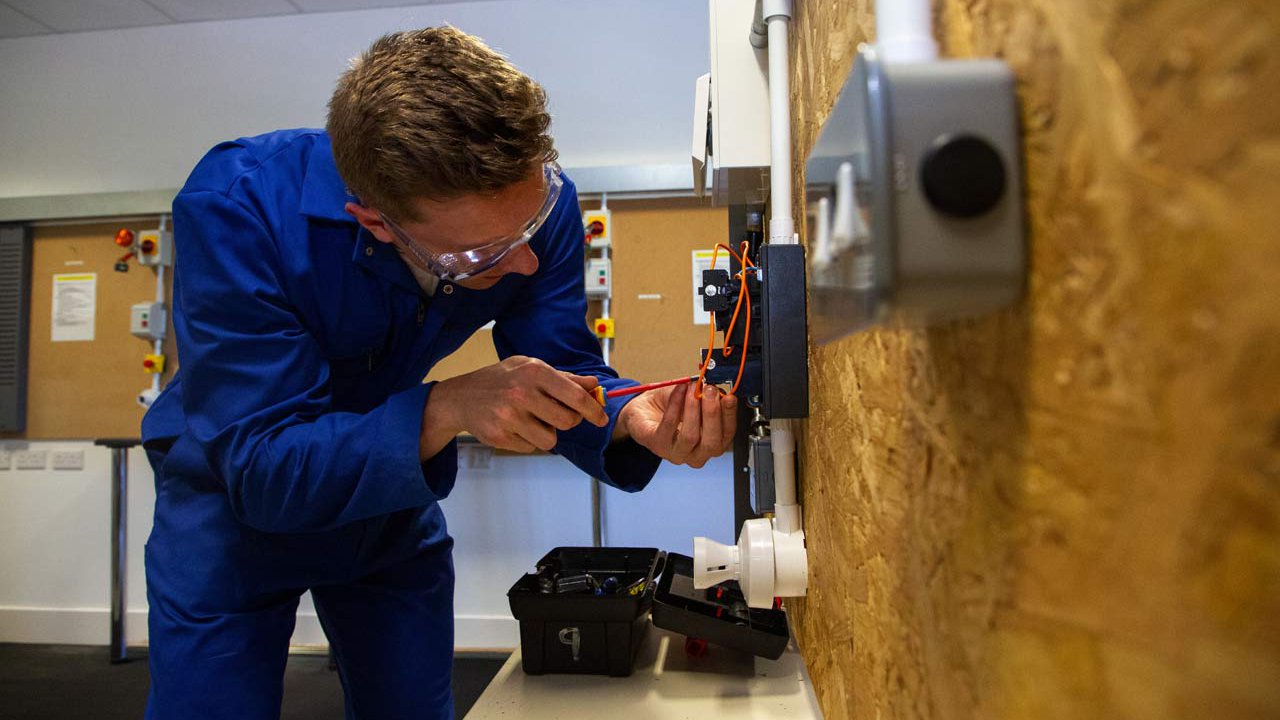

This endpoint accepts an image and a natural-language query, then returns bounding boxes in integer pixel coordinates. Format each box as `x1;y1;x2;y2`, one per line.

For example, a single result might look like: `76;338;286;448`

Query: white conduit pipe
764;0;795;246
762;0;801;538
761;0;806;596
876;0;938;63
152;214;169;393
694;0;809;607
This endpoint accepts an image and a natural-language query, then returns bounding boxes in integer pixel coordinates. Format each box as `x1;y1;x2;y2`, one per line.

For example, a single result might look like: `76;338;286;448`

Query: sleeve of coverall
171;189;451;533
492;179;662;492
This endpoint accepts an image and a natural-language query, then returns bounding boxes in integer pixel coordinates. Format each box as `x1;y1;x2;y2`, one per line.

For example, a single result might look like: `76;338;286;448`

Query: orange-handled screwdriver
591;375;699;405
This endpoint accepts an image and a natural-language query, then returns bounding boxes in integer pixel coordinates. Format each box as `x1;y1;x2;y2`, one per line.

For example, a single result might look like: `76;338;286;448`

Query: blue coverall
140;129;661;719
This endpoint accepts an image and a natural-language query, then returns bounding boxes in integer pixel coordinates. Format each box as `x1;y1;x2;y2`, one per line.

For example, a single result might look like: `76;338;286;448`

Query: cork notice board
12;201;725;439
3;220;176;440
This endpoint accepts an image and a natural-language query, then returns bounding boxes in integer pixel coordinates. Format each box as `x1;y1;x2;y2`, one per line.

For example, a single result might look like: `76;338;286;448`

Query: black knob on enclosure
920;134;1006;218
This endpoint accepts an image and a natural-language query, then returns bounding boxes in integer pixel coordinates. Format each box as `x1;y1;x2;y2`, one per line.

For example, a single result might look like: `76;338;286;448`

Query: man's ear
344;202;395;245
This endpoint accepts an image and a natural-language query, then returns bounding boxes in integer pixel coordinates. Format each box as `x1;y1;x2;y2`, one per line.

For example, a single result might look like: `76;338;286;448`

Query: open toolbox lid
651;552;791;660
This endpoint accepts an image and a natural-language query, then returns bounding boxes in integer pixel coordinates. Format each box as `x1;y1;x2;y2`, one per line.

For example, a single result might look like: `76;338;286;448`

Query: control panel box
130;302;166;340
583;209;611;249
584;258;611;298
135;229;173;267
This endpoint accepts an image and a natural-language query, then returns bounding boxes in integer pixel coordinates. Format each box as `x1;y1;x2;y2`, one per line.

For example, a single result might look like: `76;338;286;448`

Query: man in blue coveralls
140;27;736;720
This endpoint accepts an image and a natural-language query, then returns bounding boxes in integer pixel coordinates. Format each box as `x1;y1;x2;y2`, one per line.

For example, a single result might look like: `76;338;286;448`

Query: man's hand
421;355;608;459
616;382;737;469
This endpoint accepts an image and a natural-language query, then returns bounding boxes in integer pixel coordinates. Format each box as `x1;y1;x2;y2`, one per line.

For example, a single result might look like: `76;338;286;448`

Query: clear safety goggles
380;162;563;281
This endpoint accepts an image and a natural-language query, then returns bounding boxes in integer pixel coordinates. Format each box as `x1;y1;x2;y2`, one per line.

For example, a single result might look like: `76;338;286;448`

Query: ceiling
0;0;497;38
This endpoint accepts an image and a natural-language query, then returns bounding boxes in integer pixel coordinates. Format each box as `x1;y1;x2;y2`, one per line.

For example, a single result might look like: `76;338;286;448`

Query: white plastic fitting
811;196;833;269
694;516;807;608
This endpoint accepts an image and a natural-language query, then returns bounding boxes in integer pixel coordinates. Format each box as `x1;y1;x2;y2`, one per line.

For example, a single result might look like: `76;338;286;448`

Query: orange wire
697;242;756;398
730;244;756;394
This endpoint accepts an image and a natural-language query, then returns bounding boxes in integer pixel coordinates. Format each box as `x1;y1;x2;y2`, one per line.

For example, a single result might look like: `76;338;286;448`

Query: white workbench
465;626;823;719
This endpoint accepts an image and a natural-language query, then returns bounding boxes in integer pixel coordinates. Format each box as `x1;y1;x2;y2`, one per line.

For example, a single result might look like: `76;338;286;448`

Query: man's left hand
616;382;737;468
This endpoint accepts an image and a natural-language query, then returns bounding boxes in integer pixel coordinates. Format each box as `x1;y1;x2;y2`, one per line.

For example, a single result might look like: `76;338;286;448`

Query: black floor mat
0;644;506;719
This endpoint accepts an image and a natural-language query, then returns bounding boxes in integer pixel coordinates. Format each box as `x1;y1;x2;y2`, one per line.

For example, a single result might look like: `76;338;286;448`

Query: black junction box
759;244;810;419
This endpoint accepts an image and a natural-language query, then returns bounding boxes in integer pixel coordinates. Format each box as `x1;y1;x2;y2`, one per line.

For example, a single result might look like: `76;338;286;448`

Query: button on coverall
141;129;660;719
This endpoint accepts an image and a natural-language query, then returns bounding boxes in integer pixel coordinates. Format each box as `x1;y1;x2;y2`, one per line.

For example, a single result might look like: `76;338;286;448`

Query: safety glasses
380;162;563;281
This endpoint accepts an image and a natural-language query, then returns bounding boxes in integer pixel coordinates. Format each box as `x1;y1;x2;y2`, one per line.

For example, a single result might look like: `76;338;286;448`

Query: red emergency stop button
591;317;614;339
140;239;156;254
143;358;156;369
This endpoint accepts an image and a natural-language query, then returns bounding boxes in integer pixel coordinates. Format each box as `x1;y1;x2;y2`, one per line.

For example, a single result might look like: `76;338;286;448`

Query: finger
513;414;559;452
563;373;600;391
697;386;723;460
654;384;685;449
542;373;609;428
720;390;738;451
492;430;536;454
526;391;586;432
673;381;703;458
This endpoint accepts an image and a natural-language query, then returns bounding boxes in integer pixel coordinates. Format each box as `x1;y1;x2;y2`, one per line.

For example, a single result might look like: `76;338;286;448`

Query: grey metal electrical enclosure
805;44;1026;344
0;225;32;432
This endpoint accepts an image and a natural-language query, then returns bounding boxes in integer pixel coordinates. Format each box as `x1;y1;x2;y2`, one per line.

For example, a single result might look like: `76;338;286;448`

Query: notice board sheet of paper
51;273;96;342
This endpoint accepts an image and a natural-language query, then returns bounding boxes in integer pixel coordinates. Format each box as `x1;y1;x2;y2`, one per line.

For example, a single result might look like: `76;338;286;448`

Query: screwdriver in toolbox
591;375;700;405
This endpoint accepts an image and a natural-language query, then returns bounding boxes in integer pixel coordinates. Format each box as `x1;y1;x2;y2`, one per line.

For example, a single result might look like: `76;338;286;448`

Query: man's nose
503;244;539;277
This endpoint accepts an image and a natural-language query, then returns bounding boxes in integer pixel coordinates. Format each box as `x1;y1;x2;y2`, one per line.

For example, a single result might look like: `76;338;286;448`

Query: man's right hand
420;355;609;459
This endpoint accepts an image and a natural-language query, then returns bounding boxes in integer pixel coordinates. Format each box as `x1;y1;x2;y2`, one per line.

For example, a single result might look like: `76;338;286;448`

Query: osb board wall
427;198;727;384
2;221;176;440
788;2;1280;719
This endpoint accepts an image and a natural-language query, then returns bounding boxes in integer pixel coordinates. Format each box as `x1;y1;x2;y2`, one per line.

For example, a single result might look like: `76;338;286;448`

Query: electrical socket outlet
15;450;47;470
0;449;11;470
51;449;85;471
460;445;493;470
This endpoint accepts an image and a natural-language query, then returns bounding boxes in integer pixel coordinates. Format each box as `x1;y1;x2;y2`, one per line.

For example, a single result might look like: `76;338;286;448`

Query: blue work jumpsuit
140;129;661;719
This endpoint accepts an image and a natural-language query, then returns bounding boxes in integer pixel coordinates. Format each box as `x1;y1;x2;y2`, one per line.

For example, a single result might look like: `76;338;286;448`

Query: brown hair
327;26;557;221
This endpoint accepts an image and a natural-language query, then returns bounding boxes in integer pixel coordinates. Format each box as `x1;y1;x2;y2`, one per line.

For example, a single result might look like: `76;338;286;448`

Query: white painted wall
0;441;734;649
0;0;708;199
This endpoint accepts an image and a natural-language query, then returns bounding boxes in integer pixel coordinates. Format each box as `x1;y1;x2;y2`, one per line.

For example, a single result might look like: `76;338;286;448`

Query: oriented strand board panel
427;198;728;385
3;221;176;440
788;2;1280;719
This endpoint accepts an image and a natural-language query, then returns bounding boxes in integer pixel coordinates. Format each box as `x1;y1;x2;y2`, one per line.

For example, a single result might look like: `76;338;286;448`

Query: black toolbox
507;547;665;677
508;547;792;676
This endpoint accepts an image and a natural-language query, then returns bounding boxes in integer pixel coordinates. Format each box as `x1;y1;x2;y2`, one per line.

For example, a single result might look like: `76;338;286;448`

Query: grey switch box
805;44;1025;344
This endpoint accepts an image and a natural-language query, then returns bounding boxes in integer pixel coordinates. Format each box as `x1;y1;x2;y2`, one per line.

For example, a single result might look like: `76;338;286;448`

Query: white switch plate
0;449;11;470
51;449;85;471
15;450;47;470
